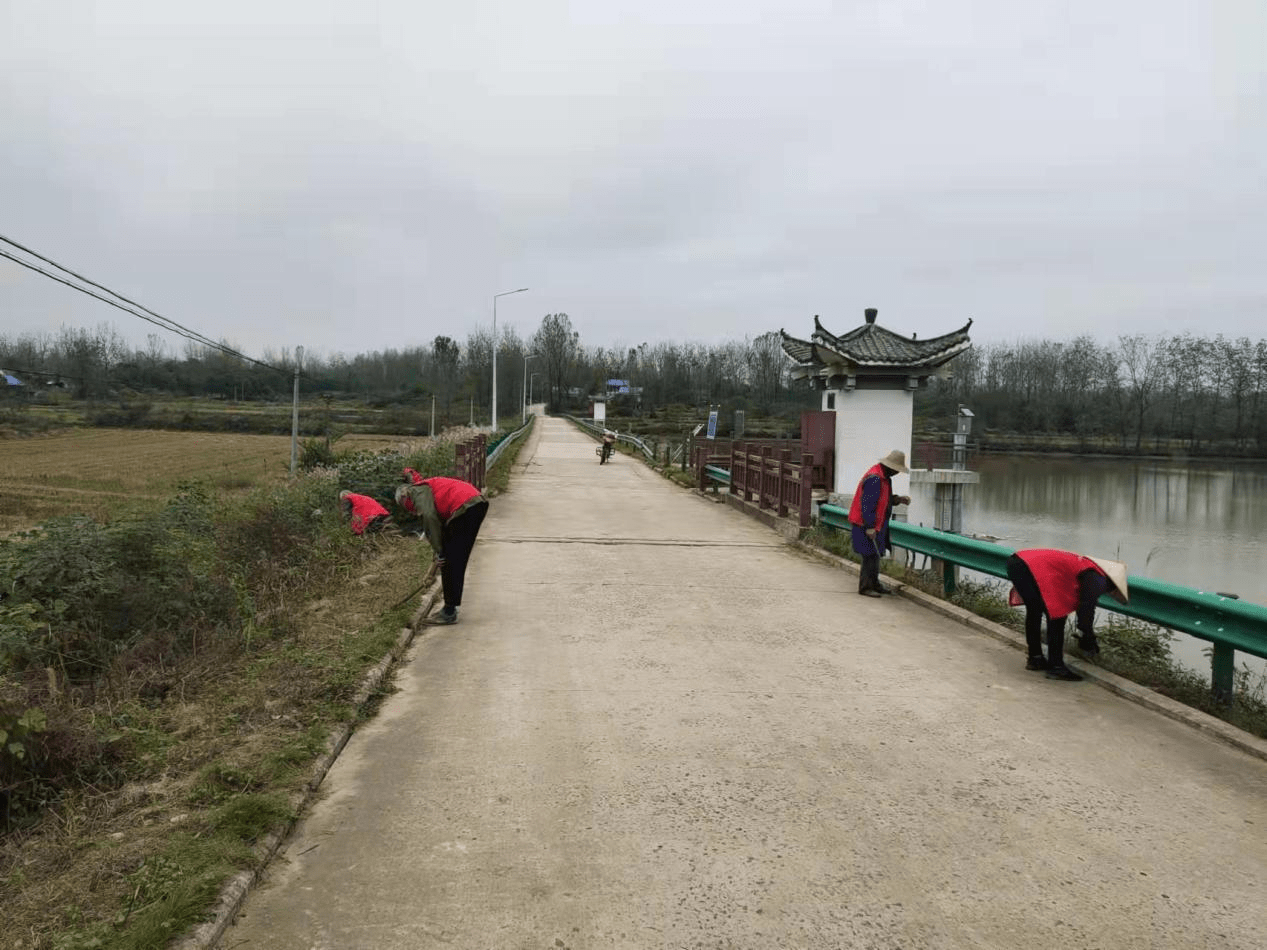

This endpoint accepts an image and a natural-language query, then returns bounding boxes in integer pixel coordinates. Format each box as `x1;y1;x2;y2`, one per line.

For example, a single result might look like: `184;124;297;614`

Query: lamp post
522;353;539;423
492;287;529;431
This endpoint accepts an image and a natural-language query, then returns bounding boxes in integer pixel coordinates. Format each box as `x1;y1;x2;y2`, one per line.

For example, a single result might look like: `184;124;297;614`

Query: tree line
922;333;1267;455
0;318;808;427
4;321;1265;456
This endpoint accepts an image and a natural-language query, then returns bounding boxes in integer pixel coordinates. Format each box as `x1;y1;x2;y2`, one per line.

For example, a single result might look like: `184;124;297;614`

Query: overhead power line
0;233;288;375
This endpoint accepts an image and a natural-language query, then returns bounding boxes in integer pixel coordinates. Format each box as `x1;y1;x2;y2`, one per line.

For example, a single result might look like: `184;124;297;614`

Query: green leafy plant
0;705;46;760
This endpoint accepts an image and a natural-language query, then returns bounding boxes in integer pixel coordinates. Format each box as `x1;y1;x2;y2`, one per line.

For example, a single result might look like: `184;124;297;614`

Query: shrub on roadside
0;434;484;831
0;508;237;683
334;440;456;500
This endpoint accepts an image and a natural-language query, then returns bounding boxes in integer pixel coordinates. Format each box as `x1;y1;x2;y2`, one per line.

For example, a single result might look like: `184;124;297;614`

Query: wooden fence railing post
777;448;790;517
800;452;813;527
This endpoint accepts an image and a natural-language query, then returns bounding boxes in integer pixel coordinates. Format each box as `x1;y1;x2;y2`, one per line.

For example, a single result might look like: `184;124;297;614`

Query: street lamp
492;287;529;431
522;352;539;423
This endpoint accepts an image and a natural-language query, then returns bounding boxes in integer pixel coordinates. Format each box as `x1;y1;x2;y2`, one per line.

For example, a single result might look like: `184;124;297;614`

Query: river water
905;455;1267;678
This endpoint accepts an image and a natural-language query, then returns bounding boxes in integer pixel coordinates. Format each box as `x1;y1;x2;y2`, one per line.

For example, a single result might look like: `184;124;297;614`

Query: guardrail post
1212;643;1235;703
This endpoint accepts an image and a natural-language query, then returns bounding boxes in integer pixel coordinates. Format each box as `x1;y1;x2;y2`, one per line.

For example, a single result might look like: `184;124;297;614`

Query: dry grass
0;430;415;534
0;423;512;948
0;536;430;950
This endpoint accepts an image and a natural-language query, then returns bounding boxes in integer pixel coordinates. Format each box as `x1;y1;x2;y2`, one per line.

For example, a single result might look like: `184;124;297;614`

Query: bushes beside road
0;427;495;949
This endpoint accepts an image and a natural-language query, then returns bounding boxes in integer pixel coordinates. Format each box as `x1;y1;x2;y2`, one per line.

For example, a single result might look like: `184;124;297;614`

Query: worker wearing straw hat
848;450;912;597
1005;549;1130;681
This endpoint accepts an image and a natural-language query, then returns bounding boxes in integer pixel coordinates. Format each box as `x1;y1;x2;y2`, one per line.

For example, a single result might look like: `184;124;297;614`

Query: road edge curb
174;582;443;950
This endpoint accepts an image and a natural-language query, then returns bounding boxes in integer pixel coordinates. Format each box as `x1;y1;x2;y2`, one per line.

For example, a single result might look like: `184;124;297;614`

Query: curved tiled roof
780;311;972;373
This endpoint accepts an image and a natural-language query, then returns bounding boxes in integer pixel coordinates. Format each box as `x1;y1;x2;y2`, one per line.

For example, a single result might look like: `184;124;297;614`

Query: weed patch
0;429;474;948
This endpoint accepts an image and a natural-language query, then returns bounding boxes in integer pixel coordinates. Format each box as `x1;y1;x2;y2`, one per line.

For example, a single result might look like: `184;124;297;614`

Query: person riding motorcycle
599;429;616;464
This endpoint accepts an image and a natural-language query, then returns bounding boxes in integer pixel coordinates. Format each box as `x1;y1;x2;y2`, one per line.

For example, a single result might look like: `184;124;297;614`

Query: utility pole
289;345;304;476
522;352;539;423
430;395;436;437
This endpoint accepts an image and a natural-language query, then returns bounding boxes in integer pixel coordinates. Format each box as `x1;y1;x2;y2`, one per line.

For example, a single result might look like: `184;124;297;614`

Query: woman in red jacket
1006;549;1129;681
339;490;393;536
395;475;489;626
848;450;912;597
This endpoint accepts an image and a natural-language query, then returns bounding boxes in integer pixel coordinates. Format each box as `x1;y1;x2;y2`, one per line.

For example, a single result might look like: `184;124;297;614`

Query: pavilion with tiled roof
780;307;974;499
780;308;973;392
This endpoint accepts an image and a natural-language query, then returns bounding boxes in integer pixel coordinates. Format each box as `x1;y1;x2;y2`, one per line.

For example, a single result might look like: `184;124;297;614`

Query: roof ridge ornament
864;308;878;325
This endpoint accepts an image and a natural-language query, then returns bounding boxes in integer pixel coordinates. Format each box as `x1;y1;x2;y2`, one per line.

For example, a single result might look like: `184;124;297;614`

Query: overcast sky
2;1;1264;364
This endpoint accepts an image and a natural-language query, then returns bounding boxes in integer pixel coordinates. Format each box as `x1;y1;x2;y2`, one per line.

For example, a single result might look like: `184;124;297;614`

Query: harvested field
0;429;414;534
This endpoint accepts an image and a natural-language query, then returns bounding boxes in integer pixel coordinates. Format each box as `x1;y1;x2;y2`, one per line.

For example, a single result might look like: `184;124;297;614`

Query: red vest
346;493;388;535
420;476;482;520
1016;549;1107;619
848;464;892;532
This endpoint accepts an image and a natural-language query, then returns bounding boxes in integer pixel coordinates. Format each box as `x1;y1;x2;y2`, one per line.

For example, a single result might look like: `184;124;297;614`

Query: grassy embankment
0;421;526;950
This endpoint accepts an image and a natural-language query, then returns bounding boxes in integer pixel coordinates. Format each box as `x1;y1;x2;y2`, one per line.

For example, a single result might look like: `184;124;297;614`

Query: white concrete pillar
825;386;913;500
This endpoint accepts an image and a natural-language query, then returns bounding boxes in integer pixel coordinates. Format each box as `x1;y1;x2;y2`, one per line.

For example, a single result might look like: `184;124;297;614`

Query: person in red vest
1005;549;1129;681
395;473;489;625
338;490;393;536
848;450;912;597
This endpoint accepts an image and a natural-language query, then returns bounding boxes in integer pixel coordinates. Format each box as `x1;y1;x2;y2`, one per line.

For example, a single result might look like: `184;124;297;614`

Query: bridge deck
223;417;1267;949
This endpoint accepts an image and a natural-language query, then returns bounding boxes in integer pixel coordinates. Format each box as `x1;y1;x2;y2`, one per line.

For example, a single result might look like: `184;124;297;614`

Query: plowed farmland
0;429;408;533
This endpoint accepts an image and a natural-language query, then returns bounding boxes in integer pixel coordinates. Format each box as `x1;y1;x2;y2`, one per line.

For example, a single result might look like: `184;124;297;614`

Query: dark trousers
852;525;886;592
859;554;881;593
1006;554;1066;668
441;500;488;608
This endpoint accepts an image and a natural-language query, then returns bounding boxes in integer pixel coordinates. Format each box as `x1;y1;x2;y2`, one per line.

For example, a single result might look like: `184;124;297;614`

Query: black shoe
1025;656;1050;671
876;584;894;594
1076;634;1101;656
859;589;882;598
421;606;458;626
1045;665;1083;681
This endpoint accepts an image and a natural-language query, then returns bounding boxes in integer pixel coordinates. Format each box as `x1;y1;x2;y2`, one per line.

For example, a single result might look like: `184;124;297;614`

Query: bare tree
532;313;580;410
1117;334;1162;452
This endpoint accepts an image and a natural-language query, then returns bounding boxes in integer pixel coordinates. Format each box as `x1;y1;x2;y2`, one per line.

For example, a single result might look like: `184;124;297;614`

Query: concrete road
222;417;1267;949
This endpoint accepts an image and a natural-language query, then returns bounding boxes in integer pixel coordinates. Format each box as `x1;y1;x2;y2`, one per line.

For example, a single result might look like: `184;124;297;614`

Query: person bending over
1005;549;1129;681
395;475;488;626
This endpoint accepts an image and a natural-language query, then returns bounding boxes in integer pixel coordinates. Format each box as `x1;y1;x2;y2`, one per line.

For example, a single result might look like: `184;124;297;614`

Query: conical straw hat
1088;556;1129;604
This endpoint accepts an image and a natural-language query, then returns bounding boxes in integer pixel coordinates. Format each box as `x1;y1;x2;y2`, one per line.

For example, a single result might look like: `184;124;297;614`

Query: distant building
2;370;26;397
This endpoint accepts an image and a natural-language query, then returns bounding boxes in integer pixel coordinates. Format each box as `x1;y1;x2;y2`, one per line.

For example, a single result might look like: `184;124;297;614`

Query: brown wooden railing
456;434;487;489
692;439;817;527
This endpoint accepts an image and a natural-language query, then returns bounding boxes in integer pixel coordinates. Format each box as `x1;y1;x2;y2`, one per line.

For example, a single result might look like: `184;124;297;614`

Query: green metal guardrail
704;465;731;485
818;503;1267;700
